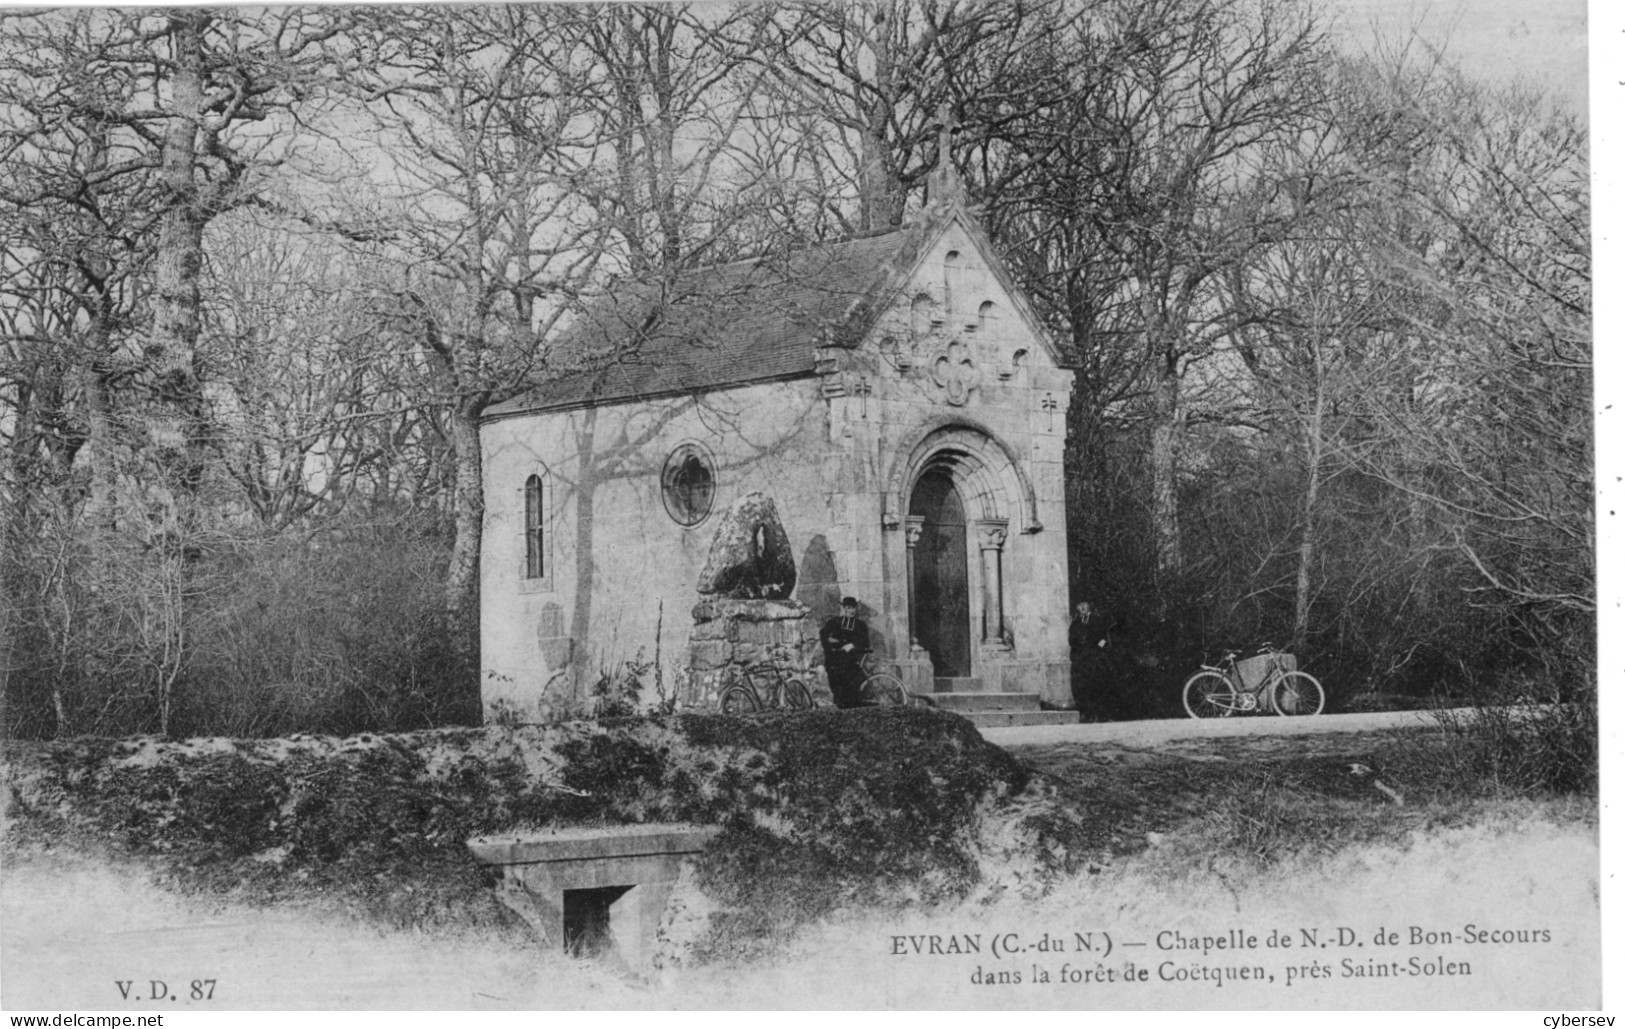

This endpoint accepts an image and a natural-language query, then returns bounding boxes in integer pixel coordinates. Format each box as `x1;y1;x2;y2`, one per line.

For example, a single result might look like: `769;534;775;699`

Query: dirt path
980;708;1463;749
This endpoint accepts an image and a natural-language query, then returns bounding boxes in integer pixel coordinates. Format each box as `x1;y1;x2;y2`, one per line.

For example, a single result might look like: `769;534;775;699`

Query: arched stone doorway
909;469;971;677
891;420;1036;691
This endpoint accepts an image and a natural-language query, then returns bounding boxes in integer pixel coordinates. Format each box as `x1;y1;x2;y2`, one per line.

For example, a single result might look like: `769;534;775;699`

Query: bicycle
1182;643;1325;718
854;651;912;707
718;661;814;714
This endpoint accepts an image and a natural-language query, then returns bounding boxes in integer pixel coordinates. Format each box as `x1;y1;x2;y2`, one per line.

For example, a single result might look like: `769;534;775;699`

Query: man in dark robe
1069;600;1114;714
1068;601;1110;655
821;597;871;709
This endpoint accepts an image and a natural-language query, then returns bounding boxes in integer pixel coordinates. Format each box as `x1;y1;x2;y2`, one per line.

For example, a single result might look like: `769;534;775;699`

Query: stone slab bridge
466;824;719;971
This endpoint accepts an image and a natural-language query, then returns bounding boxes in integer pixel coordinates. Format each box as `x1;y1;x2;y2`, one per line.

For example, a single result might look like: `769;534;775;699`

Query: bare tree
993;0;1330;588
0;7;352;734
344;5;615;661
1360;70;1591;636
572;4;782;272
1226;201;1391;650
753;0;1066;232
203;213;427;529
1214;43;1589;688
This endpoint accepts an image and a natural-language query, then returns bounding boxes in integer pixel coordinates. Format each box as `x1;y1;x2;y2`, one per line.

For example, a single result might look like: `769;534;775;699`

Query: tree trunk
567;408;602;704
1292;489;1319;652
857;123;903;231
1148;361;1184;582
74;116;122;531
150;11;209;493
1293;341;1329;651
146;10;211;735
444;397;484;661
647;12;682;268
856;9;903;233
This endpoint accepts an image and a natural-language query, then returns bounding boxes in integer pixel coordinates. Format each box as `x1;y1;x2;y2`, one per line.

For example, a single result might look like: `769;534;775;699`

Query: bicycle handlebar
1213;644;1287;663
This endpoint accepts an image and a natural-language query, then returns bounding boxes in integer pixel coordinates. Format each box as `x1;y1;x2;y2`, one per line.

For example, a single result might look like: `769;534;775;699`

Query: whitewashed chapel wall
478;218;1075;716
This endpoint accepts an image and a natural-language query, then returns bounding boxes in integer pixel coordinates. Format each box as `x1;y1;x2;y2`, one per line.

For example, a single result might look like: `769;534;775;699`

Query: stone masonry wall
686;598;824;708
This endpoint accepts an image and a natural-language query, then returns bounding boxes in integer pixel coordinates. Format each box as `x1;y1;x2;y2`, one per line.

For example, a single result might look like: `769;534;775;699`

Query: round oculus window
661;444;715;526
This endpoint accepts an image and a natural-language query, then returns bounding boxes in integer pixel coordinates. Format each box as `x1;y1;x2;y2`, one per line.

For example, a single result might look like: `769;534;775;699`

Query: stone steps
958;709;1081;728
913;688;1079;728
927;691;1043;712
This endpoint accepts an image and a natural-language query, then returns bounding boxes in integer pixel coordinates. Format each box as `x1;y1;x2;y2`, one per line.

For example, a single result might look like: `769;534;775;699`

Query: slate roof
483;224;931;420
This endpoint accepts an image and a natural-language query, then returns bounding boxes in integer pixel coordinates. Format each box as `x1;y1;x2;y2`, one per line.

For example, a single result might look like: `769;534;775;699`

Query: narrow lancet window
524;474;545;578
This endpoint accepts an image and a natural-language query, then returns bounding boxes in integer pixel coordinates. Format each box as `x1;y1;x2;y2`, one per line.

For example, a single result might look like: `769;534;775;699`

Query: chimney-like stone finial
929;101;965;209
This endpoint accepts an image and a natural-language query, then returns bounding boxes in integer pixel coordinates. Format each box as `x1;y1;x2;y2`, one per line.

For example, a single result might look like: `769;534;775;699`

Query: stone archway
891;421;1029;688
884;416;1042;532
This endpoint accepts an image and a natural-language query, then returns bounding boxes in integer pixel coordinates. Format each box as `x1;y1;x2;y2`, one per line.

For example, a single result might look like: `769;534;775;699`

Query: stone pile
687;491;819;706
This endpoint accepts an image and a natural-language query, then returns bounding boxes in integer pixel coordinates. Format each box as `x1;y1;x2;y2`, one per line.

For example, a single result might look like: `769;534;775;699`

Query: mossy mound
1;709;1086;961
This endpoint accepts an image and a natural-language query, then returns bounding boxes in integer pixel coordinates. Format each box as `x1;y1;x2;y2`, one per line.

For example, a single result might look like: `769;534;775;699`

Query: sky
1330;0;1589;110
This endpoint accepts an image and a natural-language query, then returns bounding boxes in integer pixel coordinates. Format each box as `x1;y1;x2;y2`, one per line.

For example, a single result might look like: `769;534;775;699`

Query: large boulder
696;492;797;600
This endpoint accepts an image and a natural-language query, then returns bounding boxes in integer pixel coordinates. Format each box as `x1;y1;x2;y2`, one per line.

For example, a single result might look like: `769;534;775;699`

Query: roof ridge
482;212;984;422
681;224;913;275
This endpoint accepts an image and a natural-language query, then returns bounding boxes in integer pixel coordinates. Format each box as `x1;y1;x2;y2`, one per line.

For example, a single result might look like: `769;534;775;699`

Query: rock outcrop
695;491;797;600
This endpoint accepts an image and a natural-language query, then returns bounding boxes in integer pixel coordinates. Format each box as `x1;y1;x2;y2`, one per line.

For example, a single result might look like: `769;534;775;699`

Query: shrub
2;510;478;741
588;658;649;720
1431;685;1598;797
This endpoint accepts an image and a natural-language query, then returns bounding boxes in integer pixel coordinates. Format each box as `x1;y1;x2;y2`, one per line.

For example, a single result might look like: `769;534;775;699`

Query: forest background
0;0;1592;738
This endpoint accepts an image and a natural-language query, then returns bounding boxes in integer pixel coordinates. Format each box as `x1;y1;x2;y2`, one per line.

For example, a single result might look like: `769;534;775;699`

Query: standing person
1069;601;1110;655
1069;600;1113;715
821;597;871;709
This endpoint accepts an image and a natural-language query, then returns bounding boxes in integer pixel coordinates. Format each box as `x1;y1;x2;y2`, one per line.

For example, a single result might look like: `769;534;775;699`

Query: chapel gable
805;207;1067;422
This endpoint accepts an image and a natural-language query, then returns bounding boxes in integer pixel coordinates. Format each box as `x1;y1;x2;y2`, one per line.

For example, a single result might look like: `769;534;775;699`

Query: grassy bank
1;703;1596;973
2;794;1595;1009
1;708;1082;962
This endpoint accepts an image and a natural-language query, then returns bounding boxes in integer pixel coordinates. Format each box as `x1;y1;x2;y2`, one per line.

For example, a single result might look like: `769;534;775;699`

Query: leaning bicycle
718;662;814;714
1182;643;1325;718
855;651;912;707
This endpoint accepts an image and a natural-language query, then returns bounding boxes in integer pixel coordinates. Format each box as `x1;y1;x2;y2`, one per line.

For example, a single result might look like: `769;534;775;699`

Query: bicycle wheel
1183;671;1237;718
781;678;814;710
1271;671;1325;716
861;673;910;707
719;684;759;715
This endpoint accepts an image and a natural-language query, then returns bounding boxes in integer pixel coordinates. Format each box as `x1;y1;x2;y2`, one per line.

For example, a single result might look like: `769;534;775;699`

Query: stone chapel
478;184;1077;720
